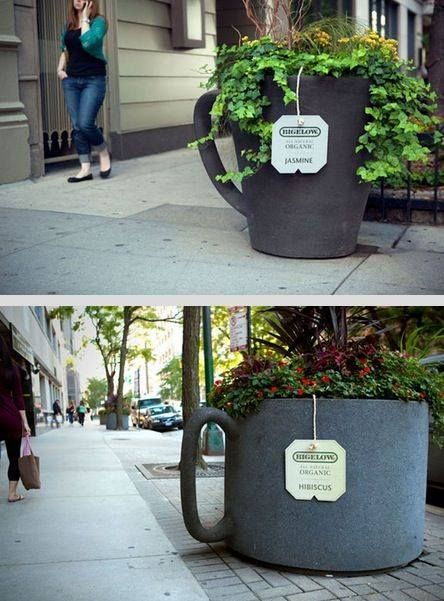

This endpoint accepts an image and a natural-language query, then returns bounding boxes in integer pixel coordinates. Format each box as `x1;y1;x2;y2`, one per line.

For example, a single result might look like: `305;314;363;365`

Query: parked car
143;405;183;432
133;397;163;427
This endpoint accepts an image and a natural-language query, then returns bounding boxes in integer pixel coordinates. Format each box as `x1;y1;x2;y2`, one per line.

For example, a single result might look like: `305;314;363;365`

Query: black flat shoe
67;174;93;183
100;166;112;179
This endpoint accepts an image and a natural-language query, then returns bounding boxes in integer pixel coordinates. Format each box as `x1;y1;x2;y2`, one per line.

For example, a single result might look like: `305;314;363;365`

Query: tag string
296;66;304;123
309;394;318;451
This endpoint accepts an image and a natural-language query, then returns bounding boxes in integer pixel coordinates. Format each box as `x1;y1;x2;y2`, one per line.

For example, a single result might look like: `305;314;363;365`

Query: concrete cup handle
193;90;248;217
180;407;238;543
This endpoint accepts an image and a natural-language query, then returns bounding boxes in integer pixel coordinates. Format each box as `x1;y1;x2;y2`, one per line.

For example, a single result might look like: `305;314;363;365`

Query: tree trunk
116;307;132;430
182;306;206;469
427;0;444;118
106;370;115;401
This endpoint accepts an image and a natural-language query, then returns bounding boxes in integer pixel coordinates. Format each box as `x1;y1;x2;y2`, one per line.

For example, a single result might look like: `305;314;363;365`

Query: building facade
0;0;427;185
0;306;75;432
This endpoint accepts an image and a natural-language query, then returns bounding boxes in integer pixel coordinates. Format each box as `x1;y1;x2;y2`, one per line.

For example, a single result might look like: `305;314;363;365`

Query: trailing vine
191;20;441;185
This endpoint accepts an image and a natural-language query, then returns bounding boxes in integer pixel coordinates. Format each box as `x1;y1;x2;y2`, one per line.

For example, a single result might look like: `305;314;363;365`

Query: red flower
285;384;294;391
215;380;222;386
296;367;303;373
321;375;330;383
419;392;426;399
270;386;279;393
297;388;305;396
358;357;367;364
301;377;311;385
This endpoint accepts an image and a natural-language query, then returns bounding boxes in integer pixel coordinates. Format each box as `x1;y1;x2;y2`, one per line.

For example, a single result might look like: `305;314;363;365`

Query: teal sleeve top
60;16;107;63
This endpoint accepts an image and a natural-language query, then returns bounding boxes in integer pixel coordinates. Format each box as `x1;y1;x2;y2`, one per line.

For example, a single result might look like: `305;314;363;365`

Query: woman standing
58;0;111;183
0;338;31;503
77;400;87;427
66;401;76;425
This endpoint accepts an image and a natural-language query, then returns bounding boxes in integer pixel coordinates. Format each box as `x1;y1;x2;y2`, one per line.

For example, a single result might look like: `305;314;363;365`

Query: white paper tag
271;115;329;174
285;439;346;502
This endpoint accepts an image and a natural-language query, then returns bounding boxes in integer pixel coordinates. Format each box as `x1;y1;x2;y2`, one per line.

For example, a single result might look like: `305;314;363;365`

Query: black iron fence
366;131;443;224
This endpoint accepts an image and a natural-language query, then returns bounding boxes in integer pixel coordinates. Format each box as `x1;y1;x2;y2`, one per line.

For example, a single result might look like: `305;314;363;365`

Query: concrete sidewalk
0;148;443;294
0;423;208;601
1;424;444;601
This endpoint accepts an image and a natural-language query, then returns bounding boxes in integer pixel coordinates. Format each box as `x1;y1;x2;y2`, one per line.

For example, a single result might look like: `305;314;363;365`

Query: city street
0;146;443;295
1;423;443;601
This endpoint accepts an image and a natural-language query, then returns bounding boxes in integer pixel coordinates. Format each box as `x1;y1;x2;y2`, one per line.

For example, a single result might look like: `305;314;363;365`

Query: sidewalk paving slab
0;425;208;601
0;149;442;294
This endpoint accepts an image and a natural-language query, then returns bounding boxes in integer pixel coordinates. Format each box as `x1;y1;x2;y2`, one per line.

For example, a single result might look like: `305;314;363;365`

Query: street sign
229;306;248;352
285;439;346;502
271;115;329;174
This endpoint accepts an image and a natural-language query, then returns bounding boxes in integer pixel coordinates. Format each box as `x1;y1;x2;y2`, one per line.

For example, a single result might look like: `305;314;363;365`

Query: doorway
36;0;107;165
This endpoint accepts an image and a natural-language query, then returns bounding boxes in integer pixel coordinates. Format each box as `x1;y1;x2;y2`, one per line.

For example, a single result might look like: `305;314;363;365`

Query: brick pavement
128;472;444;601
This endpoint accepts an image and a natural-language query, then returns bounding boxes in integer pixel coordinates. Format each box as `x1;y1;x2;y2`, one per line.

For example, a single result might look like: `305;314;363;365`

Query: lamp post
201;307;224;456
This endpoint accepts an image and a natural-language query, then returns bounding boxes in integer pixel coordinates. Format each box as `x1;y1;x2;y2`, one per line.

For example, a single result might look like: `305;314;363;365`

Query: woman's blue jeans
62;75;107;164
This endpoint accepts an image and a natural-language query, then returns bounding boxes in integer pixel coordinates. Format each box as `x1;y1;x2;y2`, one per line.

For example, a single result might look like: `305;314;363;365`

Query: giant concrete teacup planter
194;76;371;258
180;399;428;572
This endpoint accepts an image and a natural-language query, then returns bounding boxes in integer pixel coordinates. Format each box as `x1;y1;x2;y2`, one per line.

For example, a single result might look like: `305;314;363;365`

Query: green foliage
192;22;440;185
158;356;182;401
84;377;107;409
210;349;444;445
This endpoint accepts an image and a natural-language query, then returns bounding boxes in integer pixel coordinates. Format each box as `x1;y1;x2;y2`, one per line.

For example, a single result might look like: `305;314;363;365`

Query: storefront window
307;0;353;20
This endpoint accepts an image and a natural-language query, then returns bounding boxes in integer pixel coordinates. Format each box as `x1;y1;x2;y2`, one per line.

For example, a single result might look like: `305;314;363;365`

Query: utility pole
201;307;225;456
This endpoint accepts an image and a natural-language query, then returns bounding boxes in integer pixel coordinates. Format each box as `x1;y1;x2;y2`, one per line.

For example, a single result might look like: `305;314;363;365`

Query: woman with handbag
0;338;31;503
58;0;111;183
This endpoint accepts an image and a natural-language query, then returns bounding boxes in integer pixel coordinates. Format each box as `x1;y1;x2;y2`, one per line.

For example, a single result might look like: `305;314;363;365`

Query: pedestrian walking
58;0;111;183
52;399;63;428
77;400;87;427
66;401;76;425
0;338;31;503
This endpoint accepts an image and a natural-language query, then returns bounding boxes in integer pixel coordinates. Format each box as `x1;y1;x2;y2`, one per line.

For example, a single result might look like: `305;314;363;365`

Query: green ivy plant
191;19;441;185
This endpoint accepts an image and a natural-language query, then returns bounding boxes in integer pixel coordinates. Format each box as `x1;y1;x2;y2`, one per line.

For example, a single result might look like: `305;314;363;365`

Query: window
407;10;416;62
34;306;43;324
172;0;206;49
369;0;386;37
307;0;353;20
386;0;398;39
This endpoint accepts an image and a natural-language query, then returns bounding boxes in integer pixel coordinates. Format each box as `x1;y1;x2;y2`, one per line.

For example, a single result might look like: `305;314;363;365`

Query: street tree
158;356;182;401
51;306;181;430
182;307;206;468
84;377;107;410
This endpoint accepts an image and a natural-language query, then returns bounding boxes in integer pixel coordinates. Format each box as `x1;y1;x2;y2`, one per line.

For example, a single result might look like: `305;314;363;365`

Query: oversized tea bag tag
271;115;329;174
285;439;346;502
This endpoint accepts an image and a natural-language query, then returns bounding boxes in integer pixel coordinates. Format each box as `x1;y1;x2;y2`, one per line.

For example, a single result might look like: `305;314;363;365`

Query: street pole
202;307;214;398
201;307;225;456
247;306;252;355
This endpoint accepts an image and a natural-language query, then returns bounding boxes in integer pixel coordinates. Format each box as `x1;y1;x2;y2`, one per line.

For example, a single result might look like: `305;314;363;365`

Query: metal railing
366;132;443;224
